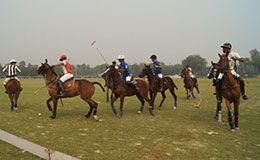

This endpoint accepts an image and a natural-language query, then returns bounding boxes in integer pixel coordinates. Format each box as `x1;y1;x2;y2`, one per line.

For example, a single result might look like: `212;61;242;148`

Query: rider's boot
4;85;7;94
57;80;65;97
239;78;248;100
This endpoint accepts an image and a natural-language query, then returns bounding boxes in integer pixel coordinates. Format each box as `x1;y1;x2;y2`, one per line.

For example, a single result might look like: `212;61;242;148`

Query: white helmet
117;55;125;60
10;59;17;63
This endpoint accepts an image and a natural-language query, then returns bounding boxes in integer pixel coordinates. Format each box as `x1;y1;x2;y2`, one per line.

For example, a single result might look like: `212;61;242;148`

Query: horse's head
207;61;219;79
217;53;229;74
180;68;189;78
139;64;152;78
103;67;120;89
37;59;51;75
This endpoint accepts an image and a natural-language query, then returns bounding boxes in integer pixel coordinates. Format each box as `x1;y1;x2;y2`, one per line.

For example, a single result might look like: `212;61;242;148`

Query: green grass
0;78;260;160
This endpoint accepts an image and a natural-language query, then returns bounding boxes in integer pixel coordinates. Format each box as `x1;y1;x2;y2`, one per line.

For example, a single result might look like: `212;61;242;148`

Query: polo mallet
33;86;46;95
91;40;109;65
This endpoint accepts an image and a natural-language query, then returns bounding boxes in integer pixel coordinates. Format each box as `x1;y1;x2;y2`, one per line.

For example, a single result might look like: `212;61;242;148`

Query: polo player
117;55;139;92
150;54;164;91
52;54;74;96
2;59;22;94
216;42;248;102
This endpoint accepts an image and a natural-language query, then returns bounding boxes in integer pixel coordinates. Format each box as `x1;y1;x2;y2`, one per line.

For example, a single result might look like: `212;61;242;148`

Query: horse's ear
45;59;48;63
218;53;221;58
106;66;109;69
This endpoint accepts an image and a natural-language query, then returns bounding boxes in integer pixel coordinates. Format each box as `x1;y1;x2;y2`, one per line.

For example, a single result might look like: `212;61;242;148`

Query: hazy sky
0;0;259;66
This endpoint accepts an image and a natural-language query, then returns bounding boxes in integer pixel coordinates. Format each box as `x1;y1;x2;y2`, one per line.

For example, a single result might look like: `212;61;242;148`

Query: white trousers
60;73;74;82
125;76;131;82
3;77;20;85
157;73;163;79
218;70;240;80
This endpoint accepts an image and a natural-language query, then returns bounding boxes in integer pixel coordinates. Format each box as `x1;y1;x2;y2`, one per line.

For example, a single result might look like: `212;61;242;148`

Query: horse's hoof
138;111;142;114
93;115;99;121
235;127;240;130
85;114;91;118
50;115;56;119
13;107;18;111
158;107;161;110
173;107;177;110
118;115;122;118
230;129;236;132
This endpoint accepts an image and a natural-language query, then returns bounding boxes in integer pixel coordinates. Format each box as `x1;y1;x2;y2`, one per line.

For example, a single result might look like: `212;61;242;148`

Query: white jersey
228;51;241;71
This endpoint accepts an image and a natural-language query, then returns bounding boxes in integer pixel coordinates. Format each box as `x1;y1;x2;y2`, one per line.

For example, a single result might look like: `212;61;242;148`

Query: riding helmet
221;43;232;49
150;55;157;59
60;55;67;61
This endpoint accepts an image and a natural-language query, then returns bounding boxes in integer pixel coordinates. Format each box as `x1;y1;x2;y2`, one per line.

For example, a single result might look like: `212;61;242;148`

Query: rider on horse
150;54;164;91
2;59;22;94
117;55;139;92
52;54;74;97
111;61;118;69
185;65;197;84
216;42;248;102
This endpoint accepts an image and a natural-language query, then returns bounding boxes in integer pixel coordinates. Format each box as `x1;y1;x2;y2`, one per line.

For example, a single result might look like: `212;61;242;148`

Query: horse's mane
46;63;58;76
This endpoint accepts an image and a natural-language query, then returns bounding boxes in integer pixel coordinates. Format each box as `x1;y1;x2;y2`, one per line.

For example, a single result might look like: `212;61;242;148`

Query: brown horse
212;54;241;131
103;67;154;118
139;64;178;110
37;59;105;120
6;79;22;110
180;68;200;99
207;61;222;122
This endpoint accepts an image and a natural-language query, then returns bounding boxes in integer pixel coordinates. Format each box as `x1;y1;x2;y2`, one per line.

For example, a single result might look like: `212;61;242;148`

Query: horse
180;68;200;99
139;64;178;110
37;59;105;120
207;61;222;122
6;79;22;110
103;67;154;118
211;54;241;131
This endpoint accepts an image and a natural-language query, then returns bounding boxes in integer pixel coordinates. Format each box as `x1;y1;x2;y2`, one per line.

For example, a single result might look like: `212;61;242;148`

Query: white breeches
217;70;239;80
60;73;74;82
157;73;163;79
125;76;131;82
3;77;20;85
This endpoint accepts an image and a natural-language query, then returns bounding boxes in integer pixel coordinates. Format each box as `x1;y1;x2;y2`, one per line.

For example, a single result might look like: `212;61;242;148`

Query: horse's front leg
186;88;190;99
50;98;58;119
191;88;195;98
46;97;53;111
225;100;235;131
215;101;222;122
118;95;125;118
111;94;119;115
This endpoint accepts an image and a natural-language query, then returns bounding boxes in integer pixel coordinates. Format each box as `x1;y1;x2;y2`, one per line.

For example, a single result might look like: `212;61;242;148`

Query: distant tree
164;64;183;75
250;48;260;73
182;55;207;76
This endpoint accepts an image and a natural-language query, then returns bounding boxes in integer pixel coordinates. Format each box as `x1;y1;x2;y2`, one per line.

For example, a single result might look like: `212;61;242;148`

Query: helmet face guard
221;43;232;49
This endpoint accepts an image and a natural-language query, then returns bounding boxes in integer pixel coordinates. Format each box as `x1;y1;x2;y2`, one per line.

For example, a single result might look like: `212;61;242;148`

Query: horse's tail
92;82;105;92
167;77;178;90
12;81;17;95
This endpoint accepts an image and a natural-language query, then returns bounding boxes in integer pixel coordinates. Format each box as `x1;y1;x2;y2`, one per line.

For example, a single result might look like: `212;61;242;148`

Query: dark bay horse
211;54;241;131
180;69;200;99
6;79;22;110
37;59;105;120
103;67;154;118
139;64;178;110
207;61;222;122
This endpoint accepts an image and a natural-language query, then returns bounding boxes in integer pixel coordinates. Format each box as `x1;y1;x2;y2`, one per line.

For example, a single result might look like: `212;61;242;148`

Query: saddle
63;78;74;89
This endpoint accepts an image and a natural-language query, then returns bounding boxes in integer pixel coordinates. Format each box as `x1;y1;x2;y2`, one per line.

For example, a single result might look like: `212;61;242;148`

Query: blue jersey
119;62;130;78
153;60;162;74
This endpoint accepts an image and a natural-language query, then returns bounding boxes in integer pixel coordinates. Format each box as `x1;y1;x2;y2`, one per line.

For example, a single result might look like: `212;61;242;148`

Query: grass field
0;78;260;160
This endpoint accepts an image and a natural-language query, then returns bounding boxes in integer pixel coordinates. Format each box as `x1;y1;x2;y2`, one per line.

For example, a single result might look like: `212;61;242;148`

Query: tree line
0;49;259;78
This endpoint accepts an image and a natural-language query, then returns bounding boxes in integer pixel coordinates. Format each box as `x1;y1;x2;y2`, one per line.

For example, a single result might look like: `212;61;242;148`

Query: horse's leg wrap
227;111;234;129
93;103;98;115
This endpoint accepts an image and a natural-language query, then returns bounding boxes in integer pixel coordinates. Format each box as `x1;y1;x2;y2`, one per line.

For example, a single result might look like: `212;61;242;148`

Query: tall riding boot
4;85;7;94
216;79;222;103
239;78;248;100
58;80;65;97
127;81;140;93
